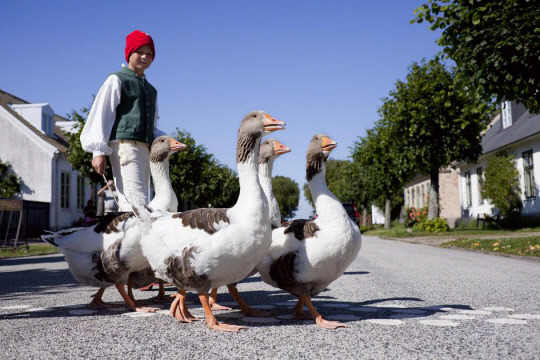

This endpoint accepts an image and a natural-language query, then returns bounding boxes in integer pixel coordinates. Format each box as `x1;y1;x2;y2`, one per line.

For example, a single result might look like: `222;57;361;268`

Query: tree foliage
481;151;522;217
303;159;354;208
379;57;492;218
350;123;413;227
414;0;540;113
0;159;22;198
169;129;239;209
272;175;300;219
65;107;112;185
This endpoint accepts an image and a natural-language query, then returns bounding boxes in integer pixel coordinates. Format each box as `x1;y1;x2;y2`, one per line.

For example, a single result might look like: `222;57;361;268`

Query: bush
415;218;449;232
454;218;476;229
404;206;428;227
500;214;540;230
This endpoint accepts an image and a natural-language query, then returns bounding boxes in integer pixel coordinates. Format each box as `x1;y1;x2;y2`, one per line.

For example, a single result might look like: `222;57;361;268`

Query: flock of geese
42;111;362;332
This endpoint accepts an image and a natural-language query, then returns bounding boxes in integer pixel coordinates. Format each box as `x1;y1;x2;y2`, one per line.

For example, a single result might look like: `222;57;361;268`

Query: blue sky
1;1;441;218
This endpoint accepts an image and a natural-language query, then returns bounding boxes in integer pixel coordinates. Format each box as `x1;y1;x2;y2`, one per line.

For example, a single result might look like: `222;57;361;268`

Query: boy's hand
92;155;106;175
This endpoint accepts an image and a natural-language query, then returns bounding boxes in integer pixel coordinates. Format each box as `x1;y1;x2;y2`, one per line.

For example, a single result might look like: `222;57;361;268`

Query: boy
81;30;165;211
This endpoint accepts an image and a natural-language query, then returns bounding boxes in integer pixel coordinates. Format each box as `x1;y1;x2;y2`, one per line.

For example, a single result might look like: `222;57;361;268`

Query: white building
0;89;95;234
458;101;540;219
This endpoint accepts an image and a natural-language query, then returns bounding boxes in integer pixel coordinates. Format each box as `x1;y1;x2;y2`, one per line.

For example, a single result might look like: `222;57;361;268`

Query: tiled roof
481;105;540;155
0;89;70;153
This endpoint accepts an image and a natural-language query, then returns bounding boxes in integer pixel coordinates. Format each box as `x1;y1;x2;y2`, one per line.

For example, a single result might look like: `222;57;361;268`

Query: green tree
272;175;300;219
169;129;239;209
303;159;353;208
65;107;112;185
481;151;522;217
381;57;492;219
414;0;540;113
0;159;22;198
350;124;413;228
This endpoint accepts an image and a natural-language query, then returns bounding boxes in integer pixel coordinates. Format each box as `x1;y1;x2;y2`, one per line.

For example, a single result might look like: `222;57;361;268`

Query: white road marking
0;305;31;310
439;314;475;320
122;312;156;317
420;320;459;327
509;314;540;320
366;319;404;325
216;312;244;318
458;310;492;315
27;308;54;312
481;307;514;311
486;318;527;325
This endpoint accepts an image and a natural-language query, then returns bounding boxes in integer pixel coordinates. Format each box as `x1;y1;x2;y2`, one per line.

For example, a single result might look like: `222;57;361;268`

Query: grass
362;226;513;239
441;236;540;257
0;243;58;258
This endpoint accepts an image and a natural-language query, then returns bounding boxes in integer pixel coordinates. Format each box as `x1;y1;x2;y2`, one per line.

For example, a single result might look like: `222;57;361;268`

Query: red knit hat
125;30;155;62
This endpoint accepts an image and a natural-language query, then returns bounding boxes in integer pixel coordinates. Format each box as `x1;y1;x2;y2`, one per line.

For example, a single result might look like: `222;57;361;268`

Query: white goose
138;110;285;331
258;139;291;228
257;134;362;329
208;138;291;310
41;136;185;311
127;135;182;303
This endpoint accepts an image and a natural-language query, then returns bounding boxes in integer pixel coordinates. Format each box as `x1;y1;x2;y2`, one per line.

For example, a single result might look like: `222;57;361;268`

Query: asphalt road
1;236;539;359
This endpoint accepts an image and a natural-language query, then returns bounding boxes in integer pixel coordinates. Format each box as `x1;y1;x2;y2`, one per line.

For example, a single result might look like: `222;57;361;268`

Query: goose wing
281;219;320;240
171;208;230;235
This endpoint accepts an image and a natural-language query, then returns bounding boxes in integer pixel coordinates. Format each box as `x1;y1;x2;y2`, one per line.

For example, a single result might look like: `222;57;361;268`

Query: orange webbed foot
207;322;248;332
315;316;348;329
210;302;234;311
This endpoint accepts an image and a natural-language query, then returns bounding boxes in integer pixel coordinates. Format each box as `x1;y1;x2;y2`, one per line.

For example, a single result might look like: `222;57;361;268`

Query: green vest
109;67;157;144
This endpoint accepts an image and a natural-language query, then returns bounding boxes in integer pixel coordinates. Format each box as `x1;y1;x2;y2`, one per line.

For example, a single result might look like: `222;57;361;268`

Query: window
61;172;71;209
77;176;85;209
523;150;535;198
415;186;420;208
421;184;425;207
465;171;472;207
406;189;410;206
502;101;512;129
477;167;484;205
411;187;415;208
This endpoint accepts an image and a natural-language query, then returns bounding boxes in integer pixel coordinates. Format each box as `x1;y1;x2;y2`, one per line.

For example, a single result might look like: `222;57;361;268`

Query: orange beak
273;140;291;155
321;136;337;151
169;138;187;152
263;114;286;132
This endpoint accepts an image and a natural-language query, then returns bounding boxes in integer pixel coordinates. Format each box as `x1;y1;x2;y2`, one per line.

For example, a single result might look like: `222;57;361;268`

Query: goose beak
273;140;291;155
321;136;337;152
263;114;286;133
169;138;187;152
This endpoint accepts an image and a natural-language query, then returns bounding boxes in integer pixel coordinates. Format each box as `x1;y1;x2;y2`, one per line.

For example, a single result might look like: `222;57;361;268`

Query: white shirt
80;73;165;157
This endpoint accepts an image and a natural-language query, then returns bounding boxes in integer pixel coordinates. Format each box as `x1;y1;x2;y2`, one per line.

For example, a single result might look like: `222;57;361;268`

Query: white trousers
108;140;150;211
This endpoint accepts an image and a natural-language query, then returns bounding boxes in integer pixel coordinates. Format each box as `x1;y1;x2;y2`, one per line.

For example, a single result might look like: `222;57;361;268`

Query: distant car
341;202;360;225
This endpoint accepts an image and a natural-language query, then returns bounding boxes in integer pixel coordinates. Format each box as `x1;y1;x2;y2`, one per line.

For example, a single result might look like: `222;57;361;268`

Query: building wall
459;135;540;218
54;155;93;229
0;110;53;203
403;168;460;227
438;168;461;227
404;177;430;209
